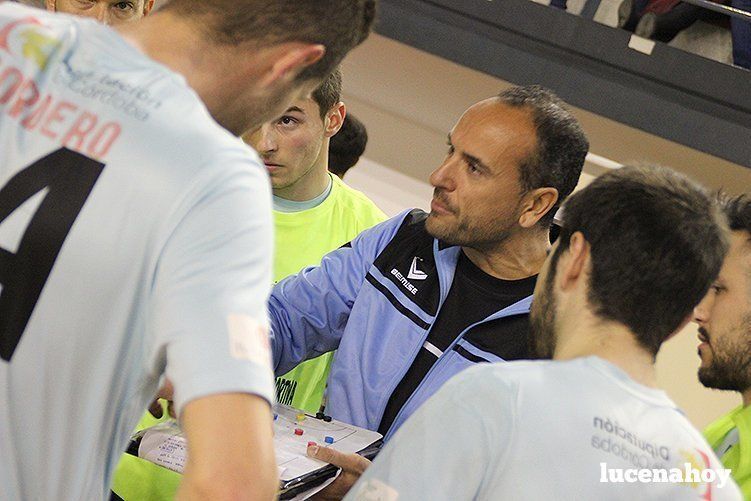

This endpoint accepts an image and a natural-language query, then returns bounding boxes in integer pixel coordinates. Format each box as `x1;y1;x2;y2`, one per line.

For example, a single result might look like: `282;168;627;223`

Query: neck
553;315;658;388
742;389;751;408
462;229;549;280
115;13;245;132
273;142;331;201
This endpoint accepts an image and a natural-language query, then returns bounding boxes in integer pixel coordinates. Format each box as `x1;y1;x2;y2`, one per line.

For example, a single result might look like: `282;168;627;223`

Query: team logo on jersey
679;449;714;499
0;16;60;70
407;256;428;281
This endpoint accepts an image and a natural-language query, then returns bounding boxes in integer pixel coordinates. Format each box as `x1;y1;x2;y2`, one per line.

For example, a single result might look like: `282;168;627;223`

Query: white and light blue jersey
349;357;742;500
0;4;274;500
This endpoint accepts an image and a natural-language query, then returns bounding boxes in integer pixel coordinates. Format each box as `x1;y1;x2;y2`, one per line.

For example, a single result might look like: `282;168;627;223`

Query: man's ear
559;231;589;291
144;0;156;15
324;102;346;138
46;0;56;12
519;188;559;229
258;43;326;89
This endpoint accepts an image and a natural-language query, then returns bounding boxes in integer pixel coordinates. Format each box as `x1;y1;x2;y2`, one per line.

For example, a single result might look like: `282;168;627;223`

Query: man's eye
712;285;725;294
279;116;298;126
446;145;454;156
114;2;134;11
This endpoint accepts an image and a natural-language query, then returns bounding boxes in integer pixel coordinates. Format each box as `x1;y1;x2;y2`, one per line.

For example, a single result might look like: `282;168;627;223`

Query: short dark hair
329;114;368;178
162;1;376;81
554;165;728;356
497;85;589;226
722;194;751;234
311;68;343;118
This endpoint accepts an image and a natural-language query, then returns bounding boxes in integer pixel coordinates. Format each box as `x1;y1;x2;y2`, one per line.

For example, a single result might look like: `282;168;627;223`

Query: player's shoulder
152;110;259;174
457;358;600;394
331;174;370;202
443;360;549;401
331;176;384;218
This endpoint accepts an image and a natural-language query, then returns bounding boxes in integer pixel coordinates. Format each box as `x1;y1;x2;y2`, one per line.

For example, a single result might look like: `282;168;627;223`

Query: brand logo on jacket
407;256;428;281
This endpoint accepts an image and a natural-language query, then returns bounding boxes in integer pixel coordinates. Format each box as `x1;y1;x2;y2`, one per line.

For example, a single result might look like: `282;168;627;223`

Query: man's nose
693;290;715;325
429;156;458;191
92;4;111;24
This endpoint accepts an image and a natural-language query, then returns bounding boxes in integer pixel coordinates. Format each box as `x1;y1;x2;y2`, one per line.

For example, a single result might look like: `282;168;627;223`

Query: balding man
269;85;588;497
46;0;154;25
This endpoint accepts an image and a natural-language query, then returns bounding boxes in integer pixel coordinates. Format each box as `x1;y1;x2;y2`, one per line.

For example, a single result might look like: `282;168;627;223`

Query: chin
425;216;453;240
424;215;442;237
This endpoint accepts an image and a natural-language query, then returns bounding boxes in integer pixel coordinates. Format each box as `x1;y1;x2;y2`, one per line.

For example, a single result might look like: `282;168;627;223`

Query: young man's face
243;97;332;194
425;99;538;248
46;0;153;25
694;230;751;393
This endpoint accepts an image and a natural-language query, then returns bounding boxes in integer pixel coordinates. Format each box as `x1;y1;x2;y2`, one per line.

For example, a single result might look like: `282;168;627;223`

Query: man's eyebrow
448;131;490;171
461;152;491;172
285;106;305;114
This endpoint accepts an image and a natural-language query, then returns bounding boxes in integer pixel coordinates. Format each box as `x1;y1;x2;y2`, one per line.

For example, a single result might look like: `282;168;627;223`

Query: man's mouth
430;192;454;215
264;162;282;172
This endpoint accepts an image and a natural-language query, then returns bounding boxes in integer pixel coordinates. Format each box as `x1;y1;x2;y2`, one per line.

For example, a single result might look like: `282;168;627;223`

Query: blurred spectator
328;113;368;179
618;0;750;69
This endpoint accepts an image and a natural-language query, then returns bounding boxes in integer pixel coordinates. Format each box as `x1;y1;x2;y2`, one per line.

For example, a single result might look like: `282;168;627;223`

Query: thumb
307;444;371;473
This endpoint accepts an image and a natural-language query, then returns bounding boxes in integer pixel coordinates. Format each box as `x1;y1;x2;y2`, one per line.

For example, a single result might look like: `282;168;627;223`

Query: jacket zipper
383;293;533;440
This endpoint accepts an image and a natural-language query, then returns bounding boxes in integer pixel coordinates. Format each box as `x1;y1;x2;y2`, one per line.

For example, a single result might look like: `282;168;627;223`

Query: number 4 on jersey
0;148;104;362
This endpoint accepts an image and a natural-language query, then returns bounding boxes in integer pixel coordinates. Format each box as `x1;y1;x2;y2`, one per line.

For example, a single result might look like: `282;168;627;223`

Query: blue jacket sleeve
269;209;412;375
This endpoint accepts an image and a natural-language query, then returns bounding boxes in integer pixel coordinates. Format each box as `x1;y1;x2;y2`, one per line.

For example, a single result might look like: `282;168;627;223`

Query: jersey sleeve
148;161;275;414
268;210;410;375
347;365;517;500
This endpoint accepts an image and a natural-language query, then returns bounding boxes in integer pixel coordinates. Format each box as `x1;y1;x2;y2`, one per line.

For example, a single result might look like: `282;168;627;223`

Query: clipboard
125;404;383;498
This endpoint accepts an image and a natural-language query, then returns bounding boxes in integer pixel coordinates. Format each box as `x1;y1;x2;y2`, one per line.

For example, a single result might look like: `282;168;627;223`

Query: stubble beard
529;275;557;360
425;212;515;249
698;316;751;393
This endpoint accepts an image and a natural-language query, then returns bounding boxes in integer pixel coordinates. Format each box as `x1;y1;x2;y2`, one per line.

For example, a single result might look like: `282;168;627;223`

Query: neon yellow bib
704;404;751;498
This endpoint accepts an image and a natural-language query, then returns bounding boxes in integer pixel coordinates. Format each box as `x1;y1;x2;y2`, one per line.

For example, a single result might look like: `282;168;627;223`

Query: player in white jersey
348;165;742;500
0;1;376;499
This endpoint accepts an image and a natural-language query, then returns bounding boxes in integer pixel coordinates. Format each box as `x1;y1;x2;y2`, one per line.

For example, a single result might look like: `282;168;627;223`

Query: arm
177;393;276;501
269;210;410;374
148;160;277;499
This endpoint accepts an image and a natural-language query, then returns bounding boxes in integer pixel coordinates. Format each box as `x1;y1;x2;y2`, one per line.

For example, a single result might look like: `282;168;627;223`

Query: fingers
148;399;163;419
307;444;371;474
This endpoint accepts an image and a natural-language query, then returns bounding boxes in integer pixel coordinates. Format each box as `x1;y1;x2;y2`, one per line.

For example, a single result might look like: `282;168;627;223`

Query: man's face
47;0;153;25
529;241;562;359
425;99;537;248
243;97;327;192
694;231;751;393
